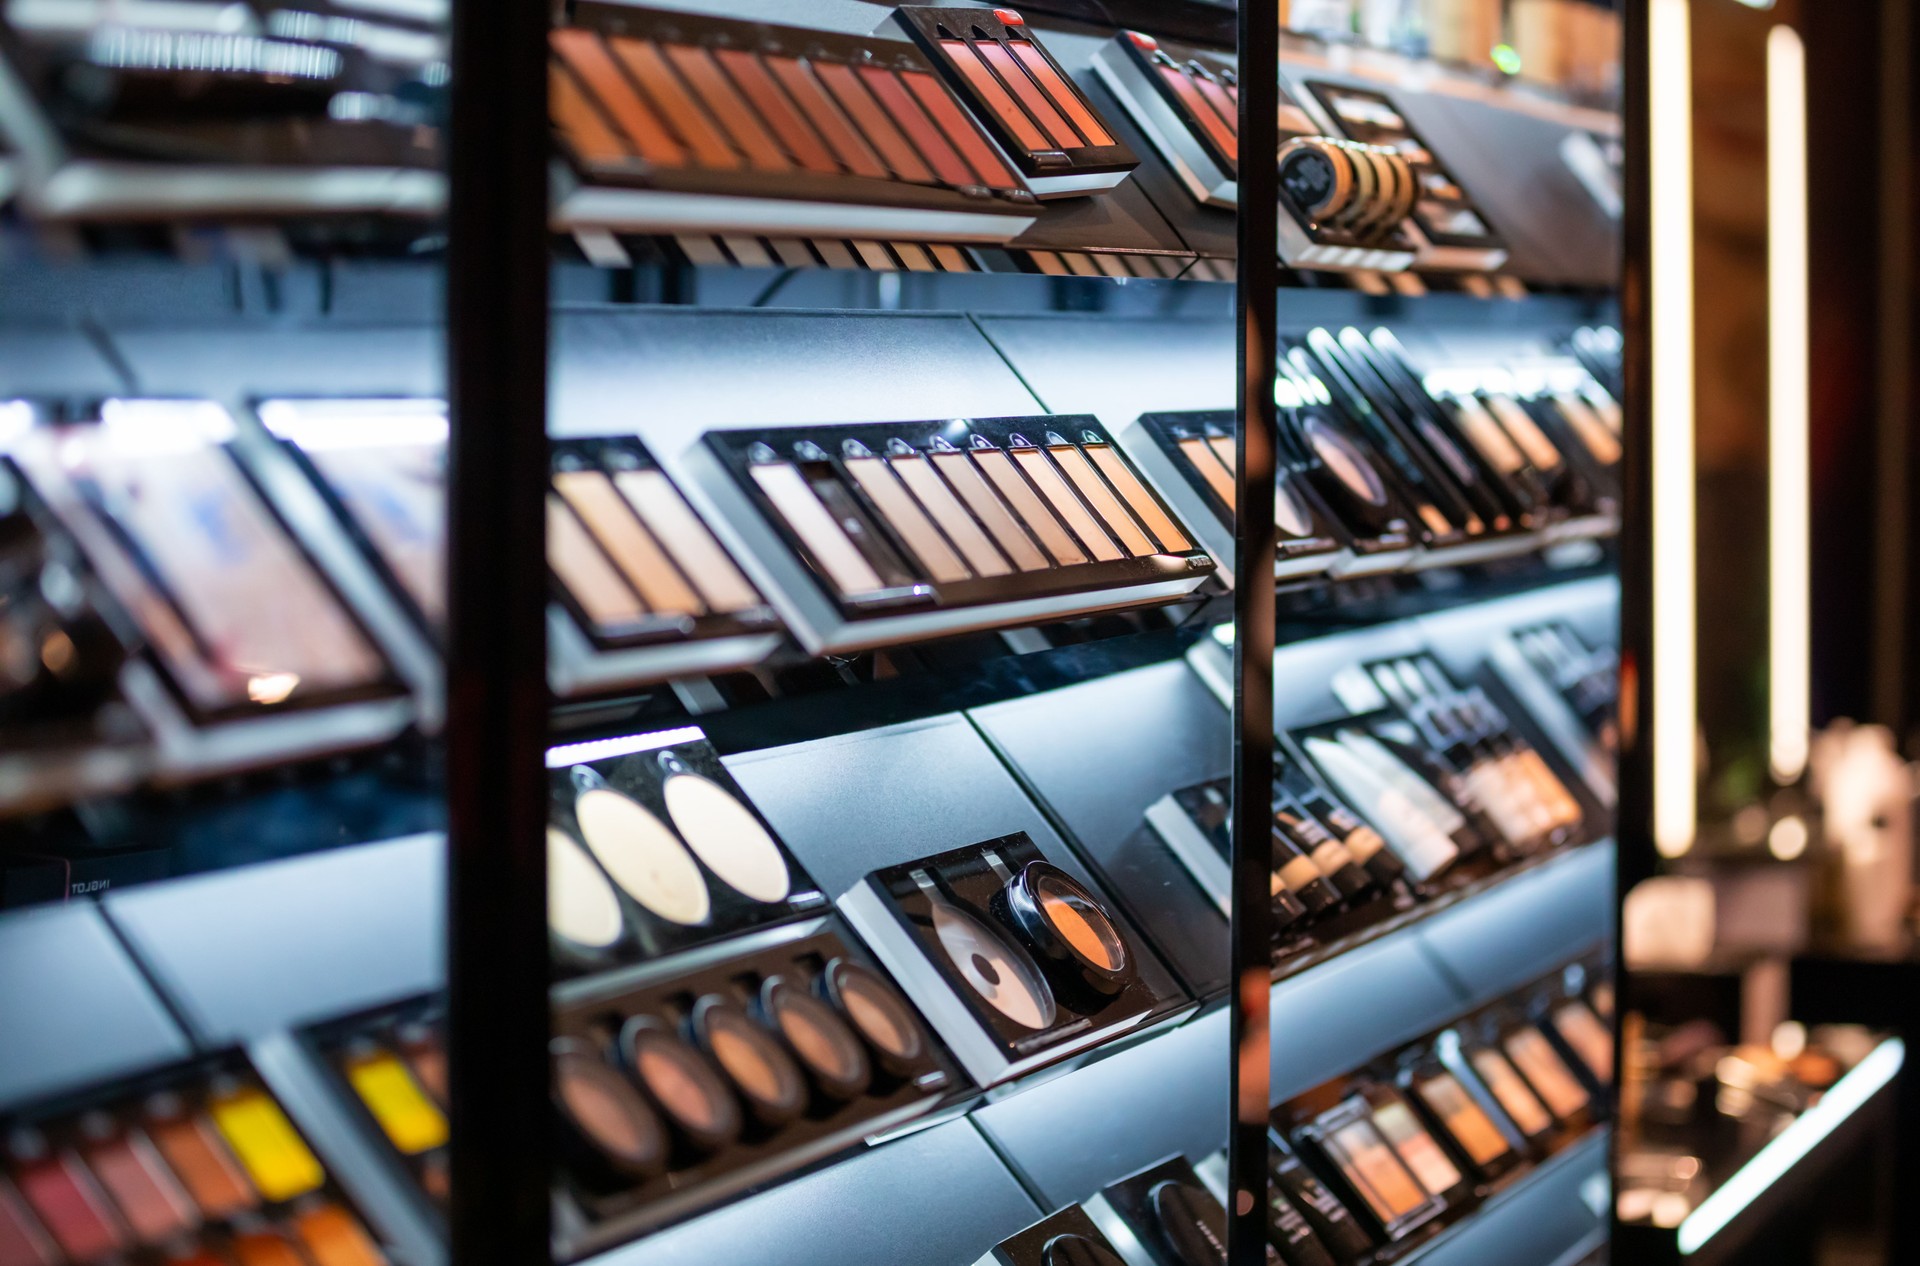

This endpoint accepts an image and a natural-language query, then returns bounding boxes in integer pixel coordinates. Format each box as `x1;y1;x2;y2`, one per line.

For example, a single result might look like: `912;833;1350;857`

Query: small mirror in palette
839;833;1174;1086
894;7;1138;197
545;726;828;974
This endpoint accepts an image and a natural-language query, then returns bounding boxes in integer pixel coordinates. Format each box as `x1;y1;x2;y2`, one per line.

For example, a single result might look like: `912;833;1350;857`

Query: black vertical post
445;0;552;1261
1615;0;1654;1243
1230;2;1280;1263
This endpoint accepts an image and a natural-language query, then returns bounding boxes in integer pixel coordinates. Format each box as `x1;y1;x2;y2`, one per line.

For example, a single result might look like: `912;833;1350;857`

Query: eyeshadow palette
840;833;1171;1085
546;437;784;693
972;1204;1131;1266
545;726;828;975
1268;1138;1376;1266
1123;410;1351;586
0;1054;393;1266
1440;1011;1593;1158
550;916;956;1256
6;400;414;778
893;8;1137;198
550;5;1040;242
0;0;443;220
1276;1084;1450;1250
1083;1155;1280;1266
1274;381;1421;577
1288;717;1484;887
1301;81;1508;272
1391;1040;1527;1190
303;1000;449;1221
693;415;1215;655
1091;32;1239;208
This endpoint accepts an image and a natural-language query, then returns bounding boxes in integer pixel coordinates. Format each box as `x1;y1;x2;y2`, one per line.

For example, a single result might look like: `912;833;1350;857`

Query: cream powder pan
662;771;791;904
548;828;626;950
575;786;712;926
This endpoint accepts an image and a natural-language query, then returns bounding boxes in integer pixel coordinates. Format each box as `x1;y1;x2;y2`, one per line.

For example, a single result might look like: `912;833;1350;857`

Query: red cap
1127;30;1158;50
993;8;1025;24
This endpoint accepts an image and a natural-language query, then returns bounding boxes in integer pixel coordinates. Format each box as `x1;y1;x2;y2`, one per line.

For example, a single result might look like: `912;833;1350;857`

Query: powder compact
694;415;1215;655
549;4;1041;242
0;0;442;220
1083;1155;1279;1266
893;8;1138;199
0;1054;391;1266
549;918;955;1256
840;833;1170;1086
5;399;414;777
1301;81;1508;273
545;726;827;973
303;999;450;1218
1123;410;1350;587
1272;136;1422;275
1440;1009;1595;1159
1090;31;1252;209
972;1204;1132;1266
1274;378;1420;578
546;437;783;694
1274;1082;1451;1252
1388;1039;1526;1190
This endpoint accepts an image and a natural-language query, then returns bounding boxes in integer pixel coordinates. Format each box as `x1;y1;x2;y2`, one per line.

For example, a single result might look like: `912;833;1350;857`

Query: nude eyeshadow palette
972;1203;1132;1266
1091;32;1240;208
549;4;1040;242
1387;1038;1528;1192
892;7;1138;198
1122;409;1350;585
693;415;1216;654
1441;1008;1600;1160
839;833;1176;1086
1301;82;1508;272
544;726;828;976
549;917;956;1257
0;0;443;220
0;1054;393;1266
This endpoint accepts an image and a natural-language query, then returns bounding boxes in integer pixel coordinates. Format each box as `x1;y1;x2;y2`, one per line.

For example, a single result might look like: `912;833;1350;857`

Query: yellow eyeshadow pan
344;1049;447;1156
207;1087;325;1204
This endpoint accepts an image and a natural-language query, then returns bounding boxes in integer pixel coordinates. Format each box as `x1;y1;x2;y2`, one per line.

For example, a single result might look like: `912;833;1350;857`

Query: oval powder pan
689;997;807;1129
919;872;1057;1030
569;765;713;928
1002;861;1133;997
758;976;871;1102
819;958;929;1079
547;827;629;960
619;1018;742;1154
552;1038;668;1183
658;752;792;905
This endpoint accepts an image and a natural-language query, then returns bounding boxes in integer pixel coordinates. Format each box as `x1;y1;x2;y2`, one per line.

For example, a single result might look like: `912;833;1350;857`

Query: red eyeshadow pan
715;50;838;174
814;62;935;183
1009;39;1112;144
608;38;742;169
81;1131;196;1244
857;67;974;187
940;38;1047;151
977;39;1080;148
768;58;888;179
663;44;792;172
1159;64;1236;158
13;1154;125;1263
1190;70;1239;140
551;29;686;166
0;1182;56;1266
900;70;1019;188
550;61;631;167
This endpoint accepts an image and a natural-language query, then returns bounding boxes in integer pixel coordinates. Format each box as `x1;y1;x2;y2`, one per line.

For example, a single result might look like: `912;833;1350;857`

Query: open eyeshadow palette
545;437;784;693
0;1054;394;1266
1300;81;1507;273
892;7;1137;198
838;833;1175;1086
0;0;443;220
549;916;956;1257
545;726;828;975
5;399;415;780
1121;410;1351;586
1442;1007;1602;1159
1385;1039;1530;1196
302;999;450;1223
1273;380;1422;577
1084;1155;1279;1266
692;415;1216;654
973;1204;1132;1266
549;4;1041;241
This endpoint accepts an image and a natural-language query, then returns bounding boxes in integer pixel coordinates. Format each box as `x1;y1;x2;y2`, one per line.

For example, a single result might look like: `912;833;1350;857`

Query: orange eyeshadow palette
550;4;1041;242
1274;1080;1453;1251
1093;31;1242;208
893;8;1138;198
546;438;783;695
1302;82;1508;272
694;415;1215;655
0;1055;391;1266
543;726;826;976
548;917;955;1257
840;833;1174;1086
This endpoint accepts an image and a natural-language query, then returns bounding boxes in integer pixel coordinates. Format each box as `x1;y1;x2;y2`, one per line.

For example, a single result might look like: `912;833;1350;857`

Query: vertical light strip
1767;24;1811;784
1651;0;1698;856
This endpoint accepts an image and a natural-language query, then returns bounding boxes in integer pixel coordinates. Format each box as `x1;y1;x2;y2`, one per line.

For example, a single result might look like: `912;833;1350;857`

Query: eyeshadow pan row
0;1070;386;1266
717;420;1204;611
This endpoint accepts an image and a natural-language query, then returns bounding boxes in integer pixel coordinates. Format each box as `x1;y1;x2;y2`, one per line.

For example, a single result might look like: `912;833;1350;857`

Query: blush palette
893;7;1138;197
1093;31;1241;208
692;415;1215;655
551;5;1041;242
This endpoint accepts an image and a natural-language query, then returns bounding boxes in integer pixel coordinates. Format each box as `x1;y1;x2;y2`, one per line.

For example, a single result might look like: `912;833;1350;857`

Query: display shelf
0;901;191;1107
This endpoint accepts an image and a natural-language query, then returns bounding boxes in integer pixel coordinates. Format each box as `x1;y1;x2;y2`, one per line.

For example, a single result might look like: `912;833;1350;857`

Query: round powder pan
551;1038;667;1187
546;827;630;968
1000;861;1135;997
818;958;930;1080
756;976;871;1103
569;765;713;930
687;996;807;1130
617;1017;742;1155
658;751;793;906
